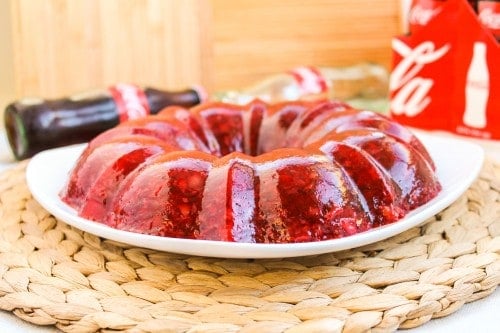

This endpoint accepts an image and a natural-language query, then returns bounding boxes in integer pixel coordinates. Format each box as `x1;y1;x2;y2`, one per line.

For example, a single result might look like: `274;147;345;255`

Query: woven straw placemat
0;160;498;333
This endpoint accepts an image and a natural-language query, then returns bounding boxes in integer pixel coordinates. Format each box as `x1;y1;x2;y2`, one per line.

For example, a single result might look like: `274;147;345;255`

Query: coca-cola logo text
391;40;450;117
479;8;500;29
409;4;442;27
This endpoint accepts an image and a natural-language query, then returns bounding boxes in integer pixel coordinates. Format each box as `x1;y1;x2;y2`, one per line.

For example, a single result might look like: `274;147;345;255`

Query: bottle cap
192;84;209;103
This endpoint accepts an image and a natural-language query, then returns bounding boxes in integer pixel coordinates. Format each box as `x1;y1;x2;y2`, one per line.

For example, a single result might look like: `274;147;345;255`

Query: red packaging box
390;0;500;140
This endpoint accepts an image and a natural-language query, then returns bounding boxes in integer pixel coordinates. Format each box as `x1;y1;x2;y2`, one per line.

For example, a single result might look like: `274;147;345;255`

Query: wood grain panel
211;0;400;91
7;0;400;98
10;0;212;98
0;0;15;109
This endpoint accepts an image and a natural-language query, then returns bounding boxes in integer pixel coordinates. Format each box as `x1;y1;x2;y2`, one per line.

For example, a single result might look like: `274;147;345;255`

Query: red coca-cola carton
390;0;500;140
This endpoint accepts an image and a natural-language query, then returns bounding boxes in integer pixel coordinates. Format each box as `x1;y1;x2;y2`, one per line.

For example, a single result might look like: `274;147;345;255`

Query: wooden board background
0;0;15;108
2;0;402;100
7;0;213;98
212;0;400;90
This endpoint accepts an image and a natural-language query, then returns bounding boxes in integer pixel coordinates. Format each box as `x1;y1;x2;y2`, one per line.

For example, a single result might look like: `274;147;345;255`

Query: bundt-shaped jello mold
60;99;441;243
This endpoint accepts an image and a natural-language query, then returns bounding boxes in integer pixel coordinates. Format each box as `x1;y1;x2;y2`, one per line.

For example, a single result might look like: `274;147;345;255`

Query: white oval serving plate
26;133;484;258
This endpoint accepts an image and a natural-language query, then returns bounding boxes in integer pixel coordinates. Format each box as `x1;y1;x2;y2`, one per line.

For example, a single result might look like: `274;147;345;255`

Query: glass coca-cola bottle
215;63;389;106
4;83;206;160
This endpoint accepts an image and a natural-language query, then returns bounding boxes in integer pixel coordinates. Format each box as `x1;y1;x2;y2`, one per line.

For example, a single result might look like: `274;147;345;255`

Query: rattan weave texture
0;160;498;332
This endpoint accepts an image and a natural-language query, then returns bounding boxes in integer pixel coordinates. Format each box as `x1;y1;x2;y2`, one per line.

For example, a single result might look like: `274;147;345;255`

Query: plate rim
25;133;485;258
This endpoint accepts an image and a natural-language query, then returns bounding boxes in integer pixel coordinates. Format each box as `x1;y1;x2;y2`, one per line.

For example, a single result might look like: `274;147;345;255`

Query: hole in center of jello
204;110;266;157
203;104;302;158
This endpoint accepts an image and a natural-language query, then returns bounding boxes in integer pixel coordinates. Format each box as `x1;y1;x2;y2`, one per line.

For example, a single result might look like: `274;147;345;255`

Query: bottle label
289;66;328;94
108;83;150;122
478;1;500;37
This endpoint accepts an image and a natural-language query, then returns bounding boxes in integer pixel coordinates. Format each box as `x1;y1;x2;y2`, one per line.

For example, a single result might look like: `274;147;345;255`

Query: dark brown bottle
467;0;478;12
4;84;205;160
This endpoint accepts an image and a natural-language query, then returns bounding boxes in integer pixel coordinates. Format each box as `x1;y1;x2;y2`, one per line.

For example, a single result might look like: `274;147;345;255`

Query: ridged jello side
313;140;403;227
253;149;370;243
327;129;441;211
197;153;257;242
109;151;214;238
60;136;172;211
301;108;436;170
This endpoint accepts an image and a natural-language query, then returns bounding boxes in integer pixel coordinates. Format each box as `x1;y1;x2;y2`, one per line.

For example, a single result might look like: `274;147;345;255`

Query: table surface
0;130;498;332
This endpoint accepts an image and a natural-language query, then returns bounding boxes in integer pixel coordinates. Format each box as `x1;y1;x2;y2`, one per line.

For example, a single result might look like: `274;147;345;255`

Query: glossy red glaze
61;136;170;209
79;144;167;222
110;152;213;238
315;140;404;227
331;129;441;211
198;155;257;242
254;152;370;243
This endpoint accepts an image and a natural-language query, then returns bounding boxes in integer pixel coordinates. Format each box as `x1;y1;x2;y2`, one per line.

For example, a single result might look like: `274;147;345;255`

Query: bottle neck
145;87;203;114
